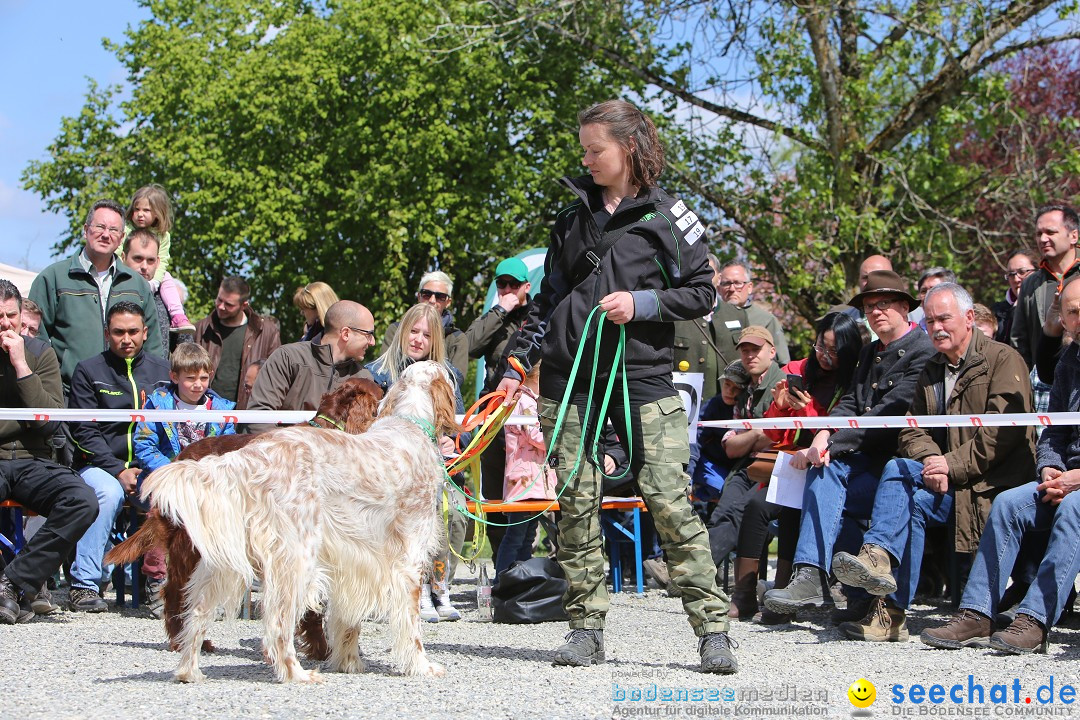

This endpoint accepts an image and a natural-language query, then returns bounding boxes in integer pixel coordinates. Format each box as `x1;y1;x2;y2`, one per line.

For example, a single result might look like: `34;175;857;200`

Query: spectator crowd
1;184;1078;669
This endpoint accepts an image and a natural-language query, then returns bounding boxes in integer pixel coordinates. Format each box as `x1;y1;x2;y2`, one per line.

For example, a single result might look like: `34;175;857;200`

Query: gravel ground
4;566;1079;720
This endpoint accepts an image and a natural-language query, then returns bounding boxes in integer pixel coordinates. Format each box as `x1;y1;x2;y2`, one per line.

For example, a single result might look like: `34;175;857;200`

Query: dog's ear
344;383;382;434
431;375;462;438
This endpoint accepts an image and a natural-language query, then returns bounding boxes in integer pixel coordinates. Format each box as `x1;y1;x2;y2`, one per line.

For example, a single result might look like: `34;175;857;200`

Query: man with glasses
465;257;536;557
194;275;281;409
832;283;1034;642
717;261;790;364
383;271;468;380
992;250;1037;344
763;270;934;617
910;267;957;332
246;300;376;434
29;199;163;393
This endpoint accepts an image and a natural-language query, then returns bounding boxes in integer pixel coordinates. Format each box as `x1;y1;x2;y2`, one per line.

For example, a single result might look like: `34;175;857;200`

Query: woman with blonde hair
366;302;468;622
292;281;339;343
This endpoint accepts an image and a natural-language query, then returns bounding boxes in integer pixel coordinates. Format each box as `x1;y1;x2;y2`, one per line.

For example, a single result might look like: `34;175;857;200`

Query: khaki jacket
194;306;281;409
898;329;1036;552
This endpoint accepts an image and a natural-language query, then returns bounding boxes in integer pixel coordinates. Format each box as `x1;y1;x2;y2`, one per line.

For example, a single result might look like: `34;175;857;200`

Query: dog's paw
175;667;206;683
285;666;324;684
332;655;366;674
407;659;445;677
424;661;446;678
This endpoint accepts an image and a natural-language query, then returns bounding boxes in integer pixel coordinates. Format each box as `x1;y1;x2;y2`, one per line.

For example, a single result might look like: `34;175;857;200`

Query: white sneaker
419;583;440;623
433;592;461;621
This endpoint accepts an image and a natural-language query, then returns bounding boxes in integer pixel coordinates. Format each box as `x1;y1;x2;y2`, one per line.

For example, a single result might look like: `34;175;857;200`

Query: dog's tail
104;510;165;566
142;460;255;585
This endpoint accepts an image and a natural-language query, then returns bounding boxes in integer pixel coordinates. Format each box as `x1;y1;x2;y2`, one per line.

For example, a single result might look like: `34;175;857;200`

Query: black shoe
553;629;605;666
831;594;874;624
699;632;739;674
68;586;108;613
0;575;21;625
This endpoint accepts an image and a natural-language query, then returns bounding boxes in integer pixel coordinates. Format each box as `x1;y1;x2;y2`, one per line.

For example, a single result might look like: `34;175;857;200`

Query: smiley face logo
848;678;876;708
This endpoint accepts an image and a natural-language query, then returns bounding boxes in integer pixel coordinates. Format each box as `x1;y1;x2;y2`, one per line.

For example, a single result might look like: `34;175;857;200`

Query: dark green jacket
673;302;750;401
29;252;163;391
0;336;64;461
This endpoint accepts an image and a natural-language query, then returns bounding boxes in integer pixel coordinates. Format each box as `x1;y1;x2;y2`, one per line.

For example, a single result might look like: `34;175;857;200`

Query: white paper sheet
765;452;808;509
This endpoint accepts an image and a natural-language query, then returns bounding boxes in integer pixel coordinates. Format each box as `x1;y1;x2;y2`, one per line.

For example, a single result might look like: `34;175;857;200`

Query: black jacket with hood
505;175;715;387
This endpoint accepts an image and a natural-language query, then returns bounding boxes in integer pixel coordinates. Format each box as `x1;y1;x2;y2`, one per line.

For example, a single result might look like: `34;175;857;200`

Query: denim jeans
495;514;539;576
793;453;880;571
70;466;125;591
960;481;1080;627
862;458;954;609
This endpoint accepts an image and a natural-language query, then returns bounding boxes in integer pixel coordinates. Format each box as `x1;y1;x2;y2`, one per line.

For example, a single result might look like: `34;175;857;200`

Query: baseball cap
494;257;529;283
736;325;774;348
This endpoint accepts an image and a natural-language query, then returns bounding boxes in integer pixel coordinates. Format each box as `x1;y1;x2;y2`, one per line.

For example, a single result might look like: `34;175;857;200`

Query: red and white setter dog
140;361;459;683
106;377;383;661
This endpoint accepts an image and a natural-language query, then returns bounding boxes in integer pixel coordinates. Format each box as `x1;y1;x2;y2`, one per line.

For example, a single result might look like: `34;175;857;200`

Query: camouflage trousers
537;392;730;636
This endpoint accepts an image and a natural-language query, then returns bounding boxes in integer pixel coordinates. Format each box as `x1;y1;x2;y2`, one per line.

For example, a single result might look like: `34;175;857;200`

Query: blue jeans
495;513;539;576
863;458;954;609
70;466;125;591
793;453;880;571
961;481;1080;627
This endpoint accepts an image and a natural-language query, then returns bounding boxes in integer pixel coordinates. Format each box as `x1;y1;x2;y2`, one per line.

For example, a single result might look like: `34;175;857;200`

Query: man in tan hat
763;270;935;621
702;326;783;578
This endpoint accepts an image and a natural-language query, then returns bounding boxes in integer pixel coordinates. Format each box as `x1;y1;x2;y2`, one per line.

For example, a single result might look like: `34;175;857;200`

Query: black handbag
491;557;570;624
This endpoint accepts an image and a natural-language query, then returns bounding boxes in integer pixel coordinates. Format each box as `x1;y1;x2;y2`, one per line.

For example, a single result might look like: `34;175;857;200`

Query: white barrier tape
699;412;1072;431
0;408;542;426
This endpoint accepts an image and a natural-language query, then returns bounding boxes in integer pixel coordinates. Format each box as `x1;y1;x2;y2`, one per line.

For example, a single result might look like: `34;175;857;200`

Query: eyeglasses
347;326;376;337
1004;267;1035;280
495;278;523;290
813;343;838;358
87;223;123;238
863;298;900;313
418;289;450;302
718;280;749;289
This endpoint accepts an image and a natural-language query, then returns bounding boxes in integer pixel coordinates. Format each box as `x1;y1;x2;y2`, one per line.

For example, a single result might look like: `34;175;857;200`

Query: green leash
449;305;634;528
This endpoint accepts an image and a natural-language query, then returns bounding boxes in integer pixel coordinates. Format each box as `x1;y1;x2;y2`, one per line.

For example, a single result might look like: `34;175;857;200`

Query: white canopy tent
0;263;39;296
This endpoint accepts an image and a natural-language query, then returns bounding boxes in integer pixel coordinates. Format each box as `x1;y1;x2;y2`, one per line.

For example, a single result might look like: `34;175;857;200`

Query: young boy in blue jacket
133;342;235;615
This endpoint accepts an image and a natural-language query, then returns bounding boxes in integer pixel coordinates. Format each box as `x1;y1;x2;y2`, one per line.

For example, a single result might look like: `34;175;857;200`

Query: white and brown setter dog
140;361;459;683
106;377;383;660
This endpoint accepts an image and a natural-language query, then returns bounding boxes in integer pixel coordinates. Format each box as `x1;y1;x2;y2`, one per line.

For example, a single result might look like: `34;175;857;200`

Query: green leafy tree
23;0;620;339
457;0;1079;334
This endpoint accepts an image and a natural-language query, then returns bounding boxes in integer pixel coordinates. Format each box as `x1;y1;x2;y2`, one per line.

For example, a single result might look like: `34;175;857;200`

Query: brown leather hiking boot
921;609;991;649
832;544;897;596
990;613;1048;655
838;597;909;642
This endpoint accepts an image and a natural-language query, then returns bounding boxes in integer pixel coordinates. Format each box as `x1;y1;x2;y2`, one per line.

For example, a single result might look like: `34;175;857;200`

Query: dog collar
310;414;346;431
402;415;437;442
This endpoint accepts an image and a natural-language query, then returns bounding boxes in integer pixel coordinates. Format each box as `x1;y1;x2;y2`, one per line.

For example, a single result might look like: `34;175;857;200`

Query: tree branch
867;0;1058;156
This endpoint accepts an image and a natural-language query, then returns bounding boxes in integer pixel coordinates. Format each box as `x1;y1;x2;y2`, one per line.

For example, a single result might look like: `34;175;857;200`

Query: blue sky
0;0;148;271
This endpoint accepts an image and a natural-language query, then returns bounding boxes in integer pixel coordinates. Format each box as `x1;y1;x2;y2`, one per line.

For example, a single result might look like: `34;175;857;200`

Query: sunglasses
418;289;450;302
495;278;523;290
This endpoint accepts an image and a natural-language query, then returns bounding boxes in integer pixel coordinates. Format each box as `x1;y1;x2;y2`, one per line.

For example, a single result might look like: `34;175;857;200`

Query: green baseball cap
494;257;529;283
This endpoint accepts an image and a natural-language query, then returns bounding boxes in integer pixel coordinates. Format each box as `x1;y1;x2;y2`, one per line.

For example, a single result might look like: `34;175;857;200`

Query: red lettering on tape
970;416;983;427
33;414;50;422
131;414;145;423
224;415;238;424
906;418;919;428
742;422;753;430
848;419;860;428
793;420;803;430
1039;415;1052;426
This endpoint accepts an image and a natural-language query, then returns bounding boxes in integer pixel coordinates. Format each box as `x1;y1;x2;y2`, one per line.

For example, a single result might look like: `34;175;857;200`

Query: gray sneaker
145;578;165;619
763;566;828;614
553;628;605;666
68;586;108;613
698;632;739;674
29;584;59;615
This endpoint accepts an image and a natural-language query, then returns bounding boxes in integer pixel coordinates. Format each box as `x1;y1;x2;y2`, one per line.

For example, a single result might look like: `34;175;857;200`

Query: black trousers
0;458;98;595
705;468;756;566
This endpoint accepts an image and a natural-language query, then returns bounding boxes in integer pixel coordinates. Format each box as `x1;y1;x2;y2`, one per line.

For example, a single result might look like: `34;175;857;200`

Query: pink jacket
503;390;557;501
